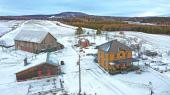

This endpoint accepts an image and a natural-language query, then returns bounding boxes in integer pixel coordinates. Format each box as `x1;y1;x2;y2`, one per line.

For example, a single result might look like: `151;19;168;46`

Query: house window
119;53;123;59
120;53;123;57
120;48;125;51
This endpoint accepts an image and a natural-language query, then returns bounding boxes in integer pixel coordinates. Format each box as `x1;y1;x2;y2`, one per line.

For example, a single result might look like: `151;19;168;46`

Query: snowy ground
0;20;170;95
0;20;26;46
0;20;24;36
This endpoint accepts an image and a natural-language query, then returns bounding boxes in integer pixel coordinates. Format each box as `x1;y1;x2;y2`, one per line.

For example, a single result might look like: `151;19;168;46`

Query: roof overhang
112;58;139;64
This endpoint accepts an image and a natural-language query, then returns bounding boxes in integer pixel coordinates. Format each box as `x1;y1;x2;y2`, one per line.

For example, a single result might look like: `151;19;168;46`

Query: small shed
78;38;90;48
16;53;61;82
145;50;158;57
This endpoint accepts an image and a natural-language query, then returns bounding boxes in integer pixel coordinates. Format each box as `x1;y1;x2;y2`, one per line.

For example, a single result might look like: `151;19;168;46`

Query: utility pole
78;54;81;95
60;78;64;92
27;84;32;95
105;32;108;40
53;78;57;89
149;81;154;95
137;44;140;67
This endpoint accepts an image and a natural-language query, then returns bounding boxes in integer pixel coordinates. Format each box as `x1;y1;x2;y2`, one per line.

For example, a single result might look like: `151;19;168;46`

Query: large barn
16;53;61;82
97;40;138;74
14;30;64;53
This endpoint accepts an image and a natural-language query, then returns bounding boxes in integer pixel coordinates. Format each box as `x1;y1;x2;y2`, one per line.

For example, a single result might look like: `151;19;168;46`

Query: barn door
46;68;51;76
38;68;42;77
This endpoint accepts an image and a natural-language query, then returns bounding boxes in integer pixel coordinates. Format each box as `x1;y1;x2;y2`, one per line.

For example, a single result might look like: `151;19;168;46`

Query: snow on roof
97;40;132;53
99;41;111;51
79;38;89;43
16;53;59;73
14;30;49;43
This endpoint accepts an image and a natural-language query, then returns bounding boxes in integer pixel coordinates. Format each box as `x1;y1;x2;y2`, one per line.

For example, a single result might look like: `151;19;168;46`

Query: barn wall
16;63;60;81
15;40;39;53
38;33;63;52
15;33;63;53
44;33;56;44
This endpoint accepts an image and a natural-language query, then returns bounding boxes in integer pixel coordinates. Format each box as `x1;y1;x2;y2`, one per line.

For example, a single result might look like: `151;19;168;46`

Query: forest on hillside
128;17;170;25
58;18;170;35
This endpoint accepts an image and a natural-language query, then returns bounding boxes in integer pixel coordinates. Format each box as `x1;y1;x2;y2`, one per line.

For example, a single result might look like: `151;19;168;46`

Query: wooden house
14;30;64;53
97;40;137;73
16;53;61;82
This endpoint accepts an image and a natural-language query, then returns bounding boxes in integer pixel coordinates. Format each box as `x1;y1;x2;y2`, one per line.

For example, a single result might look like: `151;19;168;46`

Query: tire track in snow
148;67;170;85
86;70;126;95
81;70;95;93
81;57;131;95
92;69;129;95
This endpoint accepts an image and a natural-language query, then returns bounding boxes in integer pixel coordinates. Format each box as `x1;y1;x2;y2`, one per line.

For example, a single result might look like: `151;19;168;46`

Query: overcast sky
0;0;170;17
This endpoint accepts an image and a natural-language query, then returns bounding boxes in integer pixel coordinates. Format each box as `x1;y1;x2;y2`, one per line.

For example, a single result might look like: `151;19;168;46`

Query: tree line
59;18;170;35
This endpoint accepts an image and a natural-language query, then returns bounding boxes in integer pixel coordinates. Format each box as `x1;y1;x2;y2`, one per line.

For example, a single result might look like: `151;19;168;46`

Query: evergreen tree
96;29;101;35
75;27;84;35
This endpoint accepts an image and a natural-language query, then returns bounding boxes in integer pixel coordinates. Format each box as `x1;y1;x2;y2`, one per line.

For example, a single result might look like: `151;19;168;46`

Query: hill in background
0;12;170;35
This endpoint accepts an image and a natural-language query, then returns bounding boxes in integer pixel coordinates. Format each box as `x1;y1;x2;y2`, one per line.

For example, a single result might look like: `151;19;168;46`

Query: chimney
24;57;28;66
46;52;50;62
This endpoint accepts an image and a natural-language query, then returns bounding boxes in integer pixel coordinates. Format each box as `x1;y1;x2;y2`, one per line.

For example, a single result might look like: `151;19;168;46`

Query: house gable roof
14;30;51;43
16;53;59;73
97;40;132;54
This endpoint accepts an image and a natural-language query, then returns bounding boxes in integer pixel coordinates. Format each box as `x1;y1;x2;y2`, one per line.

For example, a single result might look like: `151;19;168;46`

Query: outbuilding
78;38;90;48
14;30;64;53
16;53;61;82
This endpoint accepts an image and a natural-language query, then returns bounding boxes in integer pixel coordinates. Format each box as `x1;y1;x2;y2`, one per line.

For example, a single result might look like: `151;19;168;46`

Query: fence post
27;84;32;95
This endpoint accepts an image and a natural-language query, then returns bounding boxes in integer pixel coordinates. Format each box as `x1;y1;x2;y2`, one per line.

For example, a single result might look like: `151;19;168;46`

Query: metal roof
14;30;49;43
16;53;59;73
97;40;132;54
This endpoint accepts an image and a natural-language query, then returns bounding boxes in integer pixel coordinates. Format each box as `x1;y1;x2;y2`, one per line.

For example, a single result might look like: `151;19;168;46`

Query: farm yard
0;20;170;95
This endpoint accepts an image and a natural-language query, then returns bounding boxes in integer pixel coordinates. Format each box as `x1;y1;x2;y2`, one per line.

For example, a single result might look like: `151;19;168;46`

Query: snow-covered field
0;20;170;95
0;20;24;36
0;20;25;47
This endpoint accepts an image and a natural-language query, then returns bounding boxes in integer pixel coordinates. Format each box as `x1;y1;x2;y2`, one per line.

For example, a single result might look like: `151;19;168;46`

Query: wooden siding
97;49;132;72
16;63;60;81
15;33;63;53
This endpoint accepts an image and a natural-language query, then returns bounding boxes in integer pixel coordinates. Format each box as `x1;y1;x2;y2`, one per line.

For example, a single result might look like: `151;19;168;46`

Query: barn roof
16;53;59;73
14;30;50;43
97;40;132;54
